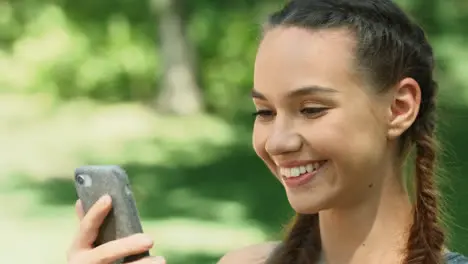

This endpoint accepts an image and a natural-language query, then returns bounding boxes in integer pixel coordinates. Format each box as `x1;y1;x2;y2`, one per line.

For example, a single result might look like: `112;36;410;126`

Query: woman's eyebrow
251;85;338;100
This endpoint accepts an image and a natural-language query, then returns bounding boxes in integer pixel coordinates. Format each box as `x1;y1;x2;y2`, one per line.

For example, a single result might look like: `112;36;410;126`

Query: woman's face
252;27;392;213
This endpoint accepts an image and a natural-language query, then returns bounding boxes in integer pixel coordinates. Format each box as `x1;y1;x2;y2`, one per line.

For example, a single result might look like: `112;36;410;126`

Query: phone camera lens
76;174;91;186
76;174;85;185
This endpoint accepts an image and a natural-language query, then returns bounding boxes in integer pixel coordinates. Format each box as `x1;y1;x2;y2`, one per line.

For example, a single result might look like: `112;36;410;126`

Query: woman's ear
387;77;421;139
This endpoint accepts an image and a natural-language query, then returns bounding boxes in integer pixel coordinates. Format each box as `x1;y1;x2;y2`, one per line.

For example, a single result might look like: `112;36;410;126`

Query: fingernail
100;194;111;204
141;235;154;246
133;233;153;246
152;256;166;264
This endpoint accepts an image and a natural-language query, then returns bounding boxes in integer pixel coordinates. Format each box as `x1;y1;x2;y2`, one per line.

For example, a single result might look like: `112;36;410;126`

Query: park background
1;0;467;263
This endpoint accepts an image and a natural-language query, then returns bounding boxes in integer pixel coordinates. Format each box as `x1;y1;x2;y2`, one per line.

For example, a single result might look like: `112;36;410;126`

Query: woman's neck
319;170;413;264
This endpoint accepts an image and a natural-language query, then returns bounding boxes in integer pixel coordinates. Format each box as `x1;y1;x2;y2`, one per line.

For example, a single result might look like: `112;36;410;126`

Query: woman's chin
288;198;324;214
286;190;333;214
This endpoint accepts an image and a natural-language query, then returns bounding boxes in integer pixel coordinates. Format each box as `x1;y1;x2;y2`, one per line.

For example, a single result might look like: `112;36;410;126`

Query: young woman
66;0;468;263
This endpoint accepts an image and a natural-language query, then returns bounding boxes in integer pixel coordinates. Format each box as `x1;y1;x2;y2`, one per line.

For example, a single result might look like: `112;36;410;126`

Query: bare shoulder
217;241;280;264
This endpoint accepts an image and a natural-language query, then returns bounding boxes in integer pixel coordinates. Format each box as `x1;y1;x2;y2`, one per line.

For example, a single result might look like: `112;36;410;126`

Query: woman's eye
252;110;275;120
300;107;328;116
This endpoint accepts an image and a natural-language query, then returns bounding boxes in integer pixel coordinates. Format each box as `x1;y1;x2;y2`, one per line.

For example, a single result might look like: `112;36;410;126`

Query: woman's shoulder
216;243;468;264
216;241;280;264
445;251;468;264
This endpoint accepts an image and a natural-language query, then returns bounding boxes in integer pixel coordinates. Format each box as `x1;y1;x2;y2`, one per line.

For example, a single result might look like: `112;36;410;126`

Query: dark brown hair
265;0;444;263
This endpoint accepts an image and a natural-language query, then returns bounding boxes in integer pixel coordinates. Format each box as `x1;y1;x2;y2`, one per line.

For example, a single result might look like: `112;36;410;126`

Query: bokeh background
1;0;467;263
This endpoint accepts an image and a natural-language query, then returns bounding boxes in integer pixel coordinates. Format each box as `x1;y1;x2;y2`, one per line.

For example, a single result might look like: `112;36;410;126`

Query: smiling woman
221;0;468;264
253;25;391;216
64;0;468;264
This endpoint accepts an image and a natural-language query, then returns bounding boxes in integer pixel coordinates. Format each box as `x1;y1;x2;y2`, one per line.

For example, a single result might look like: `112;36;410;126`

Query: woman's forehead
254;27;360;96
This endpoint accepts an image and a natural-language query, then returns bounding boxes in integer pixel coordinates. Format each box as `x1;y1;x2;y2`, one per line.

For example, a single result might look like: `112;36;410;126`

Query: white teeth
299;166;306;174
291;167;300;177
279;162;324;178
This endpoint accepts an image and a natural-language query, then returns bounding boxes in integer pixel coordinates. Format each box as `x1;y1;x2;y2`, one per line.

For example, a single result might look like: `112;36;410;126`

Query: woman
66;0;468;263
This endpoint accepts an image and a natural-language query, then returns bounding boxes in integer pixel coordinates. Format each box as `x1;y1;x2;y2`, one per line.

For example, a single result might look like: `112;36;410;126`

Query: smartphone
74;165;150;263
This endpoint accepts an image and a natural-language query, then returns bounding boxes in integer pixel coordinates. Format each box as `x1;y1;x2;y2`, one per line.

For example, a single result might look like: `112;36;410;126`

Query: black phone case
74;165;150;264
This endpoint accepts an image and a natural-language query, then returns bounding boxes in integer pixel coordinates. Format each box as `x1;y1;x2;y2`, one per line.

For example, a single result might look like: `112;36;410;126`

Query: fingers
68;234;158;264
128;256;166;264
89;233;154;264
75;199;85;221
73;194;113;251
149;256;166;264
68;195;163;264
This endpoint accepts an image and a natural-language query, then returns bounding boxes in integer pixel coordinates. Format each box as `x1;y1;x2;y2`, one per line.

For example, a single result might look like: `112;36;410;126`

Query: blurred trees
1;0;467;116
1;0;468;256
151;0;203;114
0;0;278;117
1;0;467;117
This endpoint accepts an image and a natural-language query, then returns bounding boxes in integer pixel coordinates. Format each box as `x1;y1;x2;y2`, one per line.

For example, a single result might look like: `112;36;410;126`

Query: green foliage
2;0;468;115
1;1;468;262
0;1;158;102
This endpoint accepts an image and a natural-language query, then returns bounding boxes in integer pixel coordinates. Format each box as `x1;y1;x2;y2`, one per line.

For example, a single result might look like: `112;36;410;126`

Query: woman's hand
66;195;166;264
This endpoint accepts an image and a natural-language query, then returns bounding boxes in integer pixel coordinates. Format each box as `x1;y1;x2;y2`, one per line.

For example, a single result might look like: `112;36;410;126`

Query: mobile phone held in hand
74;165;150;263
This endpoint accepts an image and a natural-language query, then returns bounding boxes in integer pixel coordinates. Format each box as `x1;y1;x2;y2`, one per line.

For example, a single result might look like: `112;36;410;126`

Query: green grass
0;94;240;183
0;94;285;264
0;190;265;263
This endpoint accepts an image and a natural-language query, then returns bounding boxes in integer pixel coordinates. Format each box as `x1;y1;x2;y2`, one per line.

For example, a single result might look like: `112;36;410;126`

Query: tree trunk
152;0;204;115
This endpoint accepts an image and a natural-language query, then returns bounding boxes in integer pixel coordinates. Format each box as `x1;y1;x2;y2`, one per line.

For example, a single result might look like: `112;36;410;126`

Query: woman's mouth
279;160;327;188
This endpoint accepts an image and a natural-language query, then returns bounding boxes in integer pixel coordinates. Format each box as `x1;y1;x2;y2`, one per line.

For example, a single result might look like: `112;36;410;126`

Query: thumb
75;199;85;221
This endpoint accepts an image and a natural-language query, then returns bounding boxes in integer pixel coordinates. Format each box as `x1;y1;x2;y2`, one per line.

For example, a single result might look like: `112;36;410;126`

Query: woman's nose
265;124;303;156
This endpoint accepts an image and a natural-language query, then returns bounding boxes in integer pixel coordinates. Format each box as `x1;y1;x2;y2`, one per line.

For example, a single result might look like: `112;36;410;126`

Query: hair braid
272;214;321;264
403;84;445;264
264;1;447;263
